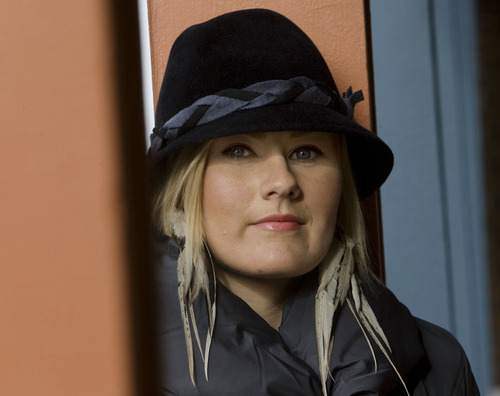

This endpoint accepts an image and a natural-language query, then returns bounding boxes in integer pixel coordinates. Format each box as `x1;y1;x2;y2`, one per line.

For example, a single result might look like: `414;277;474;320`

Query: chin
251;259;318;279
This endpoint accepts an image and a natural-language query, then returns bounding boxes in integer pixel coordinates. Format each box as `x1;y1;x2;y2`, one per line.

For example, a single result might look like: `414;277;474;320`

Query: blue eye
223;144;253;158
291;146;321;161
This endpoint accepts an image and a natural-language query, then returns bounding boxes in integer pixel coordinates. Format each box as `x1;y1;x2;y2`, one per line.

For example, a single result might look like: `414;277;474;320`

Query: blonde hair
153;142;213;309
151;135;400;394
152;142;215;382
336;135;371;282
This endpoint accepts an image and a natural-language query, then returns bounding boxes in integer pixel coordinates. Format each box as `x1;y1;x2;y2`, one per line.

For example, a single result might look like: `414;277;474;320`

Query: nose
260;155;301;200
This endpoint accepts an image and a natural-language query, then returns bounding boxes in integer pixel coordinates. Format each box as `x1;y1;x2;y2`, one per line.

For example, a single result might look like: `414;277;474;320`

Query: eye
222;144;254;159
290;146;322;161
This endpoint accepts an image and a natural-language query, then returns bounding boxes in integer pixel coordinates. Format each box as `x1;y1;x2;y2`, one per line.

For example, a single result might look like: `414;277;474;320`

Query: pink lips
251;214;304;231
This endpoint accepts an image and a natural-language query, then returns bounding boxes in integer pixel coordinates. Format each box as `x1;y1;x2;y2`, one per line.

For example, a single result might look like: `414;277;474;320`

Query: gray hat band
150;76;363;154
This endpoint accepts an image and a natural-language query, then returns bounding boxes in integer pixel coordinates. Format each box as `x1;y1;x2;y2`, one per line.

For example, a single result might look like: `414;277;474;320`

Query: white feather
176;250;196;385
315;236;348;396
346;298;378;371
202;245;217;380
173;210;217;383
314;231;408;396
170;210;187;239
350;276;410;395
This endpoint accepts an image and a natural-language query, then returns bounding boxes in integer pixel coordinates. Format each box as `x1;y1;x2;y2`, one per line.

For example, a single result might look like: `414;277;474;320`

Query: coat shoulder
415;319;479;395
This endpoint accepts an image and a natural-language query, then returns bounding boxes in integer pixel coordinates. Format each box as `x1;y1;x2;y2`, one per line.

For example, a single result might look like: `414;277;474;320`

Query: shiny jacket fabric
154;233;479;395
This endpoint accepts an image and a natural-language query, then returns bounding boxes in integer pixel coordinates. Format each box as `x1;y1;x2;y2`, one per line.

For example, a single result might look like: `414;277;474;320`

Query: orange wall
148;0;372;130
0;1;132;395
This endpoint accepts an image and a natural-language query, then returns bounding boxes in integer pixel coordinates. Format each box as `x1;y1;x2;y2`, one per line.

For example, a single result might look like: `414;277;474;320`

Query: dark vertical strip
480;0;500;384
362;0;386;282
427;0;457;333
108;1;159;395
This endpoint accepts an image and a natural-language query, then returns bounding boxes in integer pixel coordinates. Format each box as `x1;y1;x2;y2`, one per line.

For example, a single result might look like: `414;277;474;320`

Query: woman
149;9;479;395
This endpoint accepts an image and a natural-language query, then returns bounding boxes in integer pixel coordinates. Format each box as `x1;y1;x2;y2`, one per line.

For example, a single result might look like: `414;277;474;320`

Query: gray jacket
154;234;479;395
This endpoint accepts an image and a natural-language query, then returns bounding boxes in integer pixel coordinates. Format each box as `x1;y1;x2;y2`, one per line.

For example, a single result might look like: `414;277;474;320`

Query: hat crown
155;9;338;127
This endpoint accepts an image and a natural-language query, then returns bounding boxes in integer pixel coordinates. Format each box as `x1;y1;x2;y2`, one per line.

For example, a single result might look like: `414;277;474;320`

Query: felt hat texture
150;8;393;199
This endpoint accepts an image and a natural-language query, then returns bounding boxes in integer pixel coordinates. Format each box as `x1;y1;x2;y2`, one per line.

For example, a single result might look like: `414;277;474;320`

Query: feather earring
315;239;342;396
170;211;196;384
176;243;197;384
202;244;217;380
315;230;410;396
170;209;187;243
349;277;410;395
315;231;355;396
171;210;216;384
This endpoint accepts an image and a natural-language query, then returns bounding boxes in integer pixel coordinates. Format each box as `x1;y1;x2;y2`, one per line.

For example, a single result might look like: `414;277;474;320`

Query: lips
251;214;304;231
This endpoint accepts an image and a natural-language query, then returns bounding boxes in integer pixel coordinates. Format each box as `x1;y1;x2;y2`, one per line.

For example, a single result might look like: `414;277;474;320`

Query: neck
215;268;299;330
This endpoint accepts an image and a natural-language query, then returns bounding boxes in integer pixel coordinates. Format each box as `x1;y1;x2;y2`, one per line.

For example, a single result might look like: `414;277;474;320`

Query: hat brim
150;102;393;200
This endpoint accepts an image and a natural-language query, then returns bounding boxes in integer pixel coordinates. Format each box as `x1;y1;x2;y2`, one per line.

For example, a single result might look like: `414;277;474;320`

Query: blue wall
370;0;491;392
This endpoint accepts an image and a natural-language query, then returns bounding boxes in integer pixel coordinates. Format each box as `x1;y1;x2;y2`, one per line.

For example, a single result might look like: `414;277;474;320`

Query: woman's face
203;131;342;282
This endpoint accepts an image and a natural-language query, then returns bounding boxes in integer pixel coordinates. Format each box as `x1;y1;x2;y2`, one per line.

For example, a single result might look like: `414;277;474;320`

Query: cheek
324;182;342;221
316;178;342;262
202;165;249;235
202;166;255;268
310;170;342;210
307;171;342;236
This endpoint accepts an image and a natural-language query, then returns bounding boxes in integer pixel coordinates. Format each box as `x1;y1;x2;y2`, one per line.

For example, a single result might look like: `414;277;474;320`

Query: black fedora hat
149;8;393;199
